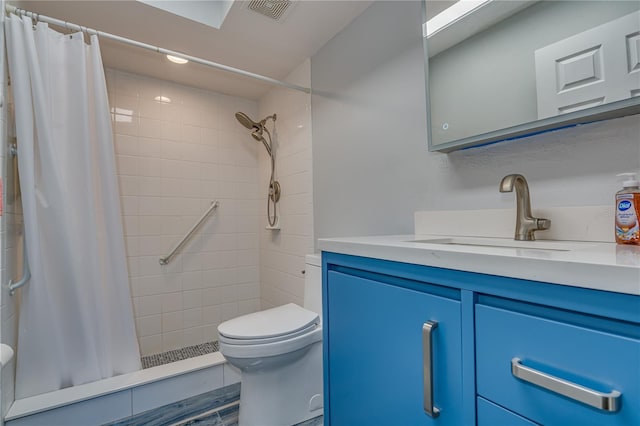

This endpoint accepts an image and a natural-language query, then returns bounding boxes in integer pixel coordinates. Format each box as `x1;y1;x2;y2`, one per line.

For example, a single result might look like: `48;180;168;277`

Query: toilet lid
218;303;320;340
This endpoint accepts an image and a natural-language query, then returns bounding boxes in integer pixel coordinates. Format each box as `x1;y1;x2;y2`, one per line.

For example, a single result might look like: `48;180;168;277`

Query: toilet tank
303;254;322;315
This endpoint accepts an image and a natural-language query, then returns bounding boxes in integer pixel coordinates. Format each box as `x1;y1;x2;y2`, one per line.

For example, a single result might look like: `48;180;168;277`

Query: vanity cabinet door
325;270;463;426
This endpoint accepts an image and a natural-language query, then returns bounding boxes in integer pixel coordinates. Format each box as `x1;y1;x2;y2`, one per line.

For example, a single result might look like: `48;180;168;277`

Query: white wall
311;0;640;241
105;70;262;356
258;60;314;309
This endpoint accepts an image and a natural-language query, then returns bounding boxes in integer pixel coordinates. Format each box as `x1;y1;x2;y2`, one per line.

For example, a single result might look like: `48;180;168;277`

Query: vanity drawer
476;304;640;426
477;397;538;426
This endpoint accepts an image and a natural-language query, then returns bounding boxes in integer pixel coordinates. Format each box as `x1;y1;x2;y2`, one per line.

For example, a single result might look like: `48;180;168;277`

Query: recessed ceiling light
154;96;171;103
166;54;188;64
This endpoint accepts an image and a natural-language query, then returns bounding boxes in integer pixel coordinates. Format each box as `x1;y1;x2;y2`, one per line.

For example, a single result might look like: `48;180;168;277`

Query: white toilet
218;254;323;426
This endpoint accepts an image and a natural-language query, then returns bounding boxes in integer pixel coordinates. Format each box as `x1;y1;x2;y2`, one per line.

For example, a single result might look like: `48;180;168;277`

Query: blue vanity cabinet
323;266;464;425
322;252;640;426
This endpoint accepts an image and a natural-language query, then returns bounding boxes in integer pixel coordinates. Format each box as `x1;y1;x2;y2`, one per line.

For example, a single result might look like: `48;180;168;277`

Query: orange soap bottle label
615;193;640;244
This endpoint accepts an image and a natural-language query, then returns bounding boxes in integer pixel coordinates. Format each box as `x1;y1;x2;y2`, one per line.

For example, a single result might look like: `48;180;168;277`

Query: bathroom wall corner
258;58;314;310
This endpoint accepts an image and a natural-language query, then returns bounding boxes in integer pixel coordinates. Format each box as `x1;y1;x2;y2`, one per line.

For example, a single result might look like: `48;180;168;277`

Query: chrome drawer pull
511;358;621;412
423;321;440;418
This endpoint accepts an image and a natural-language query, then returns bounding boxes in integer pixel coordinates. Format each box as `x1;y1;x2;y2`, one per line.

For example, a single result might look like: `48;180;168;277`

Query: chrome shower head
235;112;277;131
235;111;277;157
235;112;261;131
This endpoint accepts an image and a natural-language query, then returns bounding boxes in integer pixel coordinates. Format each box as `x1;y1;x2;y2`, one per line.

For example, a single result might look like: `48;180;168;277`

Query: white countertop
318;235;640;296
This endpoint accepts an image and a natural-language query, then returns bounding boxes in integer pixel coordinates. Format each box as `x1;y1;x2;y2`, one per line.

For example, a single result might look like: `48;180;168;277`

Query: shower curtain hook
82;26;92;43
30;12;41;29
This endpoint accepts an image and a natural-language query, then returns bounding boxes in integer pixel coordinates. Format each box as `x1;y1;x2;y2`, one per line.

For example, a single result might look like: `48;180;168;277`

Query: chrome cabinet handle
422;321;440;418
511;358;621;412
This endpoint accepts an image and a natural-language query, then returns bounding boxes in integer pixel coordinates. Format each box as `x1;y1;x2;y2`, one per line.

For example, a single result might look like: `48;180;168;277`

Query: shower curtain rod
5;4;311;94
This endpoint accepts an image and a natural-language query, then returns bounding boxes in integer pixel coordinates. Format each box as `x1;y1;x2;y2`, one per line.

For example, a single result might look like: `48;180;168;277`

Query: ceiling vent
248;0;292;21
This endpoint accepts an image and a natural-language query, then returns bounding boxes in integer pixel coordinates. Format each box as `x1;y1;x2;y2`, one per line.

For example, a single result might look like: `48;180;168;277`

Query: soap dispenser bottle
615;172;640;245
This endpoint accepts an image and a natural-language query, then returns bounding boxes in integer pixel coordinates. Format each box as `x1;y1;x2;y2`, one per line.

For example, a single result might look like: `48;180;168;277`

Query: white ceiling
14;0;373;99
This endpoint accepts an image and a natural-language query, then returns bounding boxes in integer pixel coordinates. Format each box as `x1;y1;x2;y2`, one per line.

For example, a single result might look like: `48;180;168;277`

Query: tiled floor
295;415;324;426
181;411;323;426
180;403;239;426
141;341;220;369
105;381;323;426
105;383;240;426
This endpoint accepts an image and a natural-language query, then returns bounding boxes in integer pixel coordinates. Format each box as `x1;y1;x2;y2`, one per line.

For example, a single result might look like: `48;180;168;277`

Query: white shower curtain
5;15;141;398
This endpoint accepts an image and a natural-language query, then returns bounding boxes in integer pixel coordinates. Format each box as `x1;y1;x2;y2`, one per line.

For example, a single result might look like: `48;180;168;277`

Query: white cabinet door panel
535;11;640;119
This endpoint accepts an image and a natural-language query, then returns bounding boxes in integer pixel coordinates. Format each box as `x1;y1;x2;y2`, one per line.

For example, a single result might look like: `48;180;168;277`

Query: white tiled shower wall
105;69;262;356
258;60;314;309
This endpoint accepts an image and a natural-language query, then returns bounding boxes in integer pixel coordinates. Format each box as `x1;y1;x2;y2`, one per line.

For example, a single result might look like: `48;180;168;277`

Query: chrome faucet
499;174;550;241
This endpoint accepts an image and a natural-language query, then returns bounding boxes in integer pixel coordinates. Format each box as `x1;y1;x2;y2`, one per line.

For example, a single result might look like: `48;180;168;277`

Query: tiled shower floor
141;341;220;369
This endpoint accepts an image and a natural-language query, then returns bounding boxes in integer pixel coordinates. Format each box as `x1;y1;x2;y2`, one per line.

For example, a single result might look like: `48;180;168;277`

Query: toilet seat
218;303;322;358
220;322;318;346
218;303;319;342
219;326;322;358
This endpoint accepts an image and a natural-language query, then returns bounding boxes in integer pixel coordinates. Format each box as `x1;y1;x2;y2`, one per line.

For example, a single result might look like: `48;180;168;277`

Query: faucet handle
536;218;551;231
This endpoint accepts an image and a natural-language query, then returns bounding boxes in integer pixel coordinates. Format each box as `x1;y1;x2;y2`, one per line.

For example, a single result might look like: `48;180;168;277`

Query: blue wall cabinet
322;253;640;426
325;270;463;425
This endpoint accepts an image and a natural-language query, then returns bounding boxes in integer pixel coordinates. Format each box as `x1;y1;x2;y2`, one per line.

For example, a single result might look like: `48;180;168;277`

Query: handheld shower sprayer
235;111;280;228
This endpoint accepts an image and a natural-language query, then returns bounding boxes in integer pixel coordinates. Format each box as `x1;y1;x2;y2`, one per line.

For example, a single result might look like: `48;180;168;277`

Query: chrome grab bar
511;358;621;412
422;321;440;418
159;200;220;265
9;233;30;296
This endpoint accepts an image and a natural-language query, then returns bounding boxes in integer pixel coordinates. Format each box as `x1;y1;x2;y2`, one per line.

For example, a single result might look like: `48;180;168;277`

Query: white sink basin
409;237;580;251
